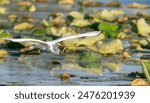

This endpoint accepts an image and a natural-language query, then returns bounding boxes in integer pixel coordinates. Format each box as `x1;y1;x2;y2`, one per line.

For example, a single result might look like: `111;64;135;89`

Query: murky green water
0;0;149;86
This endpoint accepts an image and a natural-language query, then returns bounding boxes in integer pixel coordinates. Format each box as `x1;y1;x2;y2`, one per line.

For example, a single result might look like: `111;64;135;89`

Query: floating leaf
8;14;18;22
0;7;6;14
100;10;115;21
69;11;84;19
49;12;66;26
33;28;49;37
131;78;149;86
121;51;132;59
89;39;123;55
60;73;70;81
13;22;34;31
29;4;36;13
50;26;76;37
106;1;122;7
79;51;101;68
0;0;10;5
62;32;105;51
98;22;120;38
0;49;8;58
137;18;150;37
128;2;150;9
0;31;12;38
70;19;91;27
58;0;75;5
138;38;150;49
141;60;150;81
99;22;119;31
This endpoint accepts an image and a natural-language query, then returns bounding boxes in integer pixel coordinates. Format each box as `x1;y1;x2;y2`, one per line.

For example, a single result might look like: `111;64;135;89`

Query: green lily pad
0;31;12;38
99;22;119;31
33;28;50;37
79;51;101;68
98;22;119;38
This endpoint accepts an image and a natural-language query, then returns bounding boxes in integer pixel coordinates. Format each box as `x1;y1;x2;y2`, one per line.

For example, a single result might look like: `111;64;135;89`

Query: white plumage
3;31;102;54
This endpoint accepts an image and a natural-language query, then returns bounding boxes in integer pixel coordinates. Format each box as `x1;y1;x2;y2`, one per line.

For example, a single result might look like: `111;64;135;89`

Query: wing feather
47;31;102;44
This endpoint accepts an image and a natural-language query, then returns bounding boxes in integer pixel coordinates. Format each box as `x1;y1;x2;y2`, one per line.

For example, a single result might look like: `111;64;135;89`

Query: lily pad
0;49;8;58
128;2;150;9
69;11;84;19
141;60;150;81
131;78;149;86
99;22;119;31
137;18;150;37
33;28;49;37
0;0;10;5
13;22;34;31
98;22;120;38
89;39;123;55
0;7;6;14
70;19;91;28
0;31;12;38
79;51;101;68
62;32;105;51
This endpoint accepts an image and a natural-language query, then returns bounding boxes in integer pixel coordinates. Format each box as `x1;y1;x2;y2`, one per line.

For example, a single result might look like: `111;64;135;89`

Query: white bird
3;31;102;54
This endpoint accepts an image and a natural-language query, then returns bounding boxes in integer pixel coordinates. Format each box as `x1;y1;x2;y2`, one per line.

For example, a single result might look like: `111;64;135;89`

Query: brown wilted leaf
131;78;149;86
8;14;18;22
60;73;70;81
122;51;131;59
17;1;32;7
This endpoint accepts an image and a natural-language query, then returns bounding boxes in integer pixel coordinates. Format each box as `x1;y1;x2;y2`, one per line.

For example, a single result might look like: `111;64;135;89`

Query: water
97;0;150;5
0;0;149;86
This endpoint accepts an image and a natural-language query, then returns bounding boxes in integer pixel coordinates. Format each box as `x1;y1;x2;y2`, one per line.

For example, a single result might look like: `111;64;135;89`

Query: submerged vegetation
0;0;150;85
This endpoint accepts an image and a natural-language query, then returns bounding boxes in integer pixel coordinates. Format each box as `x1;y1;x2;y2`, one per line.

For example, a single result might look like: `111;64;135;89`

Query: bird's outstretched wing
2;38;60;54
2;38;46;44
2;31;102;55
47;31;102;44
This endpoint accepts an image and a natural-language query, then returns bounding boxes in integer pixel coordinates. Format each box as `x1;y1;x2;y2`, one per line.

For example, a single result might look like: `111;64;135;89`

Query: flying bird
3;31;102;54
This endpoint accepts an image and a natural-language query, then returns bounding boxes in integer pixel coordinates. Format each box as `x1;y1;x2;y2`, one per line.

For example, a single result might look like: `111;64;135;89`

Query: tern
3;31;102;54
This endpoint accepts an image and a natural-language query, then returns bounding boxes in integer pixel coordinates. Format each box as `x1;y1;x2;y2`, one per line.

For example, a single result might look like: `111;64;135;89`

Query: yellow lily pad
58;0;75;5
61;33;105;51
0;0;10;5
137;18;150;37
29;4;36;13
13;22;34;31
89;39;123;55
69;11;84;19
50;26;76;37
0;49;8;58
49;12;66;26
128;2;150;9
100;10;115;21
0;7;6;14
70;19;91;27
